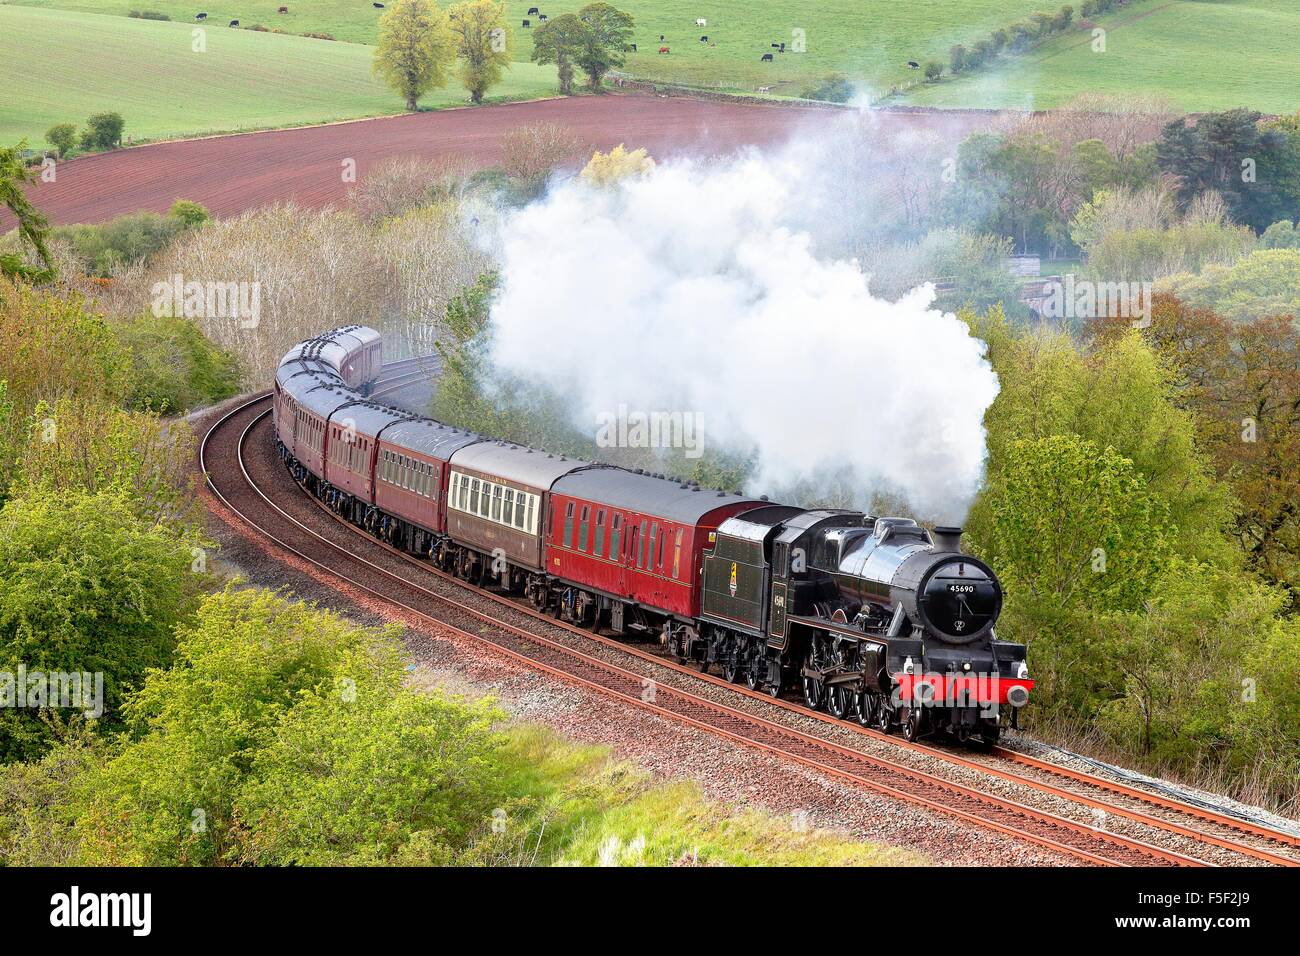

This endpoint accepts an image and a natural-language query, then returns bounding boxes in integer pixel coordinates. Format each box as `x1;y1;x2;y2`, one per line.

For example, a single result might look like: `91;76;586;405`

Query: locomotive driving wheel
874;694;893;733
826;685;855;720
900;706;925;742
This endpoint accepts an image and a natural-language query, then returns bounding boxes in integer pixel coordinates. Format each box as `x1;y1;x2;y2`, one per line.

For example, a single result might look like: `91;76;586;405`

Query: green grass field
905;0;1300;113
0;5;558;145
6;0;1065;97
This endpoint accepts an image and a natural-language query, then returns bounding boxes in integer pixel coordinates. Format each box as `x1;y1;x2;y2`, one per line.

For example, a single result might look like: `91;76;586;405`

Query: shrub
44;124;77;158
803;74;856;103
167;198;211;228
924;61;943;81
300;31;335;40
111;312;242;413
53;211;186;277
78;112;125;151
127;10;171;20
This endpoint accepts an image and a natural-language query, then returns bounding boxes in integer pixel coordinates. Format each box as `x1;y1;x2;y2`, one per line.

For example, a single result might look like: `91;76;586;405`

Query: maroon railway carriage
372;418;482;552
319;400;412;520
545;468;762;635
443;441;589;589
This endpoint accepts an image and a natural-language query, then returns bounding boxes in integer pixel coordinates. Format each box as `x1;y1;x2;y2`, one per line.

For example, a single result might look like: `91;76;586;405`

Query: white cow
695;18;706;27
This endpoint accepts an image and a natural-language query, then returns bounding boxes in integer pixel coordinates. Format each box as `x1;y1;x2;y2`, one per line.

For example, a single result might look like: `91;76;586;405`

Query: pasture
905;0;1300;113
0;6;558;145
8;0;1066;96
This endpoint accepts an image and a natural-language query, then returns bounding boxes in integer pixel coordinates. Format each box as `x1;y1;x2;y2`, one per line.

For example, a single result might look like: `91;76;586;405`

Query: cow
625;42;637;52
538;13;547;21
527;6;539;13
277;5;288;12
699;35;707;42
659;46;669;54
758;85;772;93
771;42;780;48
373;2;385;7
760;52;773;61
779;42;786;51
229;18;239;26
695;17;706;27
907;60;920;69
522;18;530;26
659;34;665;41
195;12;207;19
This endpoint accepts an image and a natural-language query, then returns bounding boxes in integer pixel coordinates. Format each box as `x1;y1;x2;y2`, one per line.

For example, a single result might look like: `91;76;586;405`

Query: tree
580;144;654;186
373;0;455;111
1157;110;1300;232
924;61;943;82
575;2;634;91
44;124;77;158
448;0;511;104
949;44;967;73
530;13;586;95
499;122;588;197
167;198;210;227
79;112;124;151
0;143;56;283
0;490;201;762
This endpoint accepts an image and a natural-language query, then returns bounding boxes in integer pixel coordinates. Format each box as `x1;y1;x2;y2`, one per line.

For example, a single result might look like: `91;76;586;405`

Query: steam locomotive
274;327;1033;744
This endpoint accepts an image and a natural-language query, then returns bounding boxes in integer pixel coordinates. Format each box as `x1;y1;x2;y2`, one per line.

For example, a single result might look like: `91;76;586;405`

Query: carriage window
514;492;526;528
503;488;515;525
526;495;535;535
639;521;649;568
491;484;502;521
673;529;683;578
657;524;665;569
480;482;492;517
470;478;480;513
563;501;575;549
649;523;658;569
594;510;605;557
629;522;640;565
579;506;590;551
610;513;623;557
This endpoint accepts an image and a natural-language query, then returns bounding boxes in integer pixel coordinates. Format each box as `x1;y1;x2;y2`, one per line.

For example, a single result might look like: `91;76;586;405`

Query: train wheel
826;686;853;720
856;692;876;727
875;696;893;733
901;707;924;742
721;656;740;684
745;664;762;692
801;671;825;711
766;673;784;698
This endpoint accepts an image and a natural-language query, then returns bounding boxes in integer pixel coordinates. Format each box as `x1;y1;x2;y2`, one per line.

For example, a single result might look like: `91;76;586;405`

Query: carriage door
768;541;789;646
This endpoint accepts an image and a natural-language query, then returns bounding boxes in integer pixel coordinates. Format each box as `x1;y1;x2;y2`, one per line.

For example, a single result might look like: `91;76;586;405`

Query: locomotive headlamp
1016;661;1029;679
903;656;915;675
962;662;971;672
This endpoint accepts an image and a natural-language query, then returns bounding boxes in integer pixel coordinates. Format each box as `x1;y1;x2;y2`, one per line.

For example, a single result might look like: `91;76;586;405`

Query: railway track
200;390;1300;868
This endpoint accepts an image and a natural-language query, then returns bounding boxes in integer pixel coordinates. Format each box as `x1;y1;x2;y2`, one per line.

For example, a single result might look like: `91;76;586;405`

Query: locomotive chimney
931;526;963;553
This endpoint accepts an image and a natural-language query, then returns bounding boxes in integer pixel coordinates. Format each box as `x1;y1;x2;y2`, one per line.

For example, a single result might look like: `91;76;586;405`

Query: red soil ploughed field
13;95;999;227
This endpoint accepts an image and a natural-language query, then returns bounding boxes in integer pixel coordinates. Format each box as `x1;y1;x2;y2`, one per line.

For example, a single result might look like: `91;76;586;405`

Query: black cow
195;12;207;19
537;13;546;20
229;18;239;26
771;42;780;48
760;52;773;61
277;5;288;12
907;60;920;69
373;2;385;7
522;18;530;27
659;34;665;41
699;35;707;42
527;5;539;13
625;42;637;52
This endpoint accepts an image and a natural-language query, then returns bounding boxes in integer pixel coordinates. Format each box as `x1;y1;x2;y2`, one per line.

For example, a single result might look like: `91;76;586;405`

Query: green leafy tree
982;433;1173;613
235;687;506;865
373;0;456;111
530;12;587;96
0;143;56;283
167;198;211;227
79;112;125;151
575;2;634;91
1157;110;1300;232
0;490;201;762
448;0;511;104
44;124;77;159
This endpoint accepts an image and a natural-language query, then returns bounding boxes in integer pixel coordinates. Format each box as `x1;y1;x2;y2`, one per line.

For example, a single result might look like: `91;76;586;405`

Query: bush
44;124;77;158
53;211;186;277
167;198;211;228
1260;219;1300;249
803;74;856;103
924;61;943;81
300;32;335;40
78;112;125;152
127;10;170;19
111;312;242;414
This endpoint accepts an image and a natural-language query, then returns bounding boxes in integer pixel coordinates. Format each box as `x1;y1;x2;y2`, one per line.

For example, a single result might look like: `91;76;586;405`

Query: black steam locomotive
691;510;1032;744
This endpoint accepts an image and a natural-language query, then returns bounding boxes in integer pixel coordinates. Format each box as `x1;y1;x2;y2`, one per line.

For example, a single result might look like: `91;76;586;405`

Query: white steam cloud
484;117;1000;525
